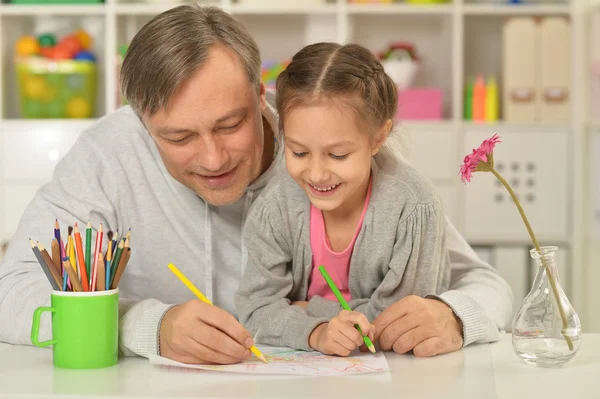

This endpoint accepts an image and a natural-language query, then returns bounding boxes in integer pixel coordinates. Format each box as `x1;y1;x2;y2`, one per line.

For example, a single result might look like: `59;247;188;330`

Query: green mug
31;288;119;369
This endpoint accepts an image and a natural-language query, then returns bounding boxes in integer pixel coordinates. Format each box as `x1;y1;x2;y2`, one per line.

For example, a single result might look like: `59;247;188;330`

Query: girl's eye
330;154;348;160
292;152;308;158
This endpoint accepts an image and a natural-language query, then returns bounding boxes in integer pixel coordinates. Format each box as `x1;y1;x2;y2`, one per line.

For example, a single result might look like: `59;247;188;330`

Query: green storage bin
16;57;97;119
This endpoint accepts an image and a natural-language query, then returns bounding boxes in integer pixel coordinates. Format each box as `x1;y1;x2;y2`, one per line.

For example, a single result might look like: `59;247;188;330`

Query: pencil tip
68;226;73;235
258;354;268;363
107;231;114;240
368;345;376;354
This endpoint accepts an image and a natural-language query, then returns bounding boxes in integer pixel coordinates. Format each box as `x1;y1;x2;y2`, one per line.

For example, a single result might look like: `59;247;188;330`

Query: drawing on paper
148;346;390;376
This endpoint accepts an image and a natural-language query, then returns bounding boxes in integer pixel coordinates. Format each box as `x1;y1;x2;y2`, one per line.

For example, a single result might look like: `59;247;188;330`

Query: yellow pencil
167;263;267;363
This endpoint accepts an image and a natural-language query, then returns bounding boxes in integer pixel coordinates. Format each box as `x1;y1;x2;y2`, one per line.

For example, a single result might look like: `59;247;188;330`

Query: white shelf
461;121;570;132
0;4;106;16
115;4;176;15
231;3;337;14
347;3;453;15
463;4;571;16
0;119;97;129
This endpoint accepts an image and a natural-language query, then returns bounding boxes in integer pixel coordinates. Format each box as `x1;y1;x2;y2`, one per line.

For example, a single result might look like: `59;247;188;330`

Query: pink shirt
307;179;373;302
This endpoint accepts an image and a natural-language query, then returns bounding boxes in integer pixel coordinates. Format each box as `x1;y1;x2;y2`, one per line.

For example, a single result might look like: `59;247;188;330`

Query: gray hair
120;4;261;116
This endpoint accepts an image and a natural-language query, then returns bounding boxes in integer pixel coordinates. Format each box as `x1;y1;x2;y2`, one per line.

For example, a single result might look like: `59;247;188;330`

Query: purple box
396;88;443;120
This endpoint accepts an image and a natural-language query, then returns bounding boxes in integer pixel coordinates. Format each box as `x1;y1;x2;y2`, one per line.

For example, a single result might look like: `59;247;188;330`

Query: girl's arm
349;201;450;321
235;196;329;351
307;201;449;322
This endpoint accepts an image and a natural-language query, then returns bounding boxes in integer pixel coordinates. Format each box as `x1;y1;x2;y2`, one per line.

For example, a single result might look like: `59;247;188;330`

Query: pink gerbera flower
459;134;501;183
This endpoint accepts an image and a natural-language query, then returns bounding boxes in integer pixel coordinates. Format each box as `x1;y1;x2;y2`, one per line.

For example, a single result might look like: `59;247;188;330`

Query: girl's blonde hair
275;42;398;140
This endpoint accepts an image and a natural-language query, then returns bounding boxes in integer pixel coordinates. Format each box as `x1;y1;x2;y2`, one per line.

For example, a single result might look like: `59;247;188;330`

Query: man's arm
431;216;513;346
0;132;171;358
373;216;513;356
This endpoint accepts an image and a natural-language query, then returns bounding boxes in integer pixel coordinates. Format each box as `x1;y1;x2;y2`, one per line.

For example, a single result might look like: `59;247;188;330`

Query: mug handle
31;306;57;347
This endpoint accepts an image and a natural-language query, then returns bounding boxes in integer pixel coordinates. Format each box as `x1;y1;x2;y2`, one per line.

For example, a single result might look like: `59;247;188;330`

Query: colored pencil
63;258;83;292
85;220;92;283
90;223;103;291
111;239;125;286
105;236;113;290
111;247;130;289
167;263;268;363
61;238;68;291
51;238;61;274
96;253;106;291
29;239;60;290
318;265;376;353
37;242;63;289
73;223;89;291
68;227;76;278
111;230;119;259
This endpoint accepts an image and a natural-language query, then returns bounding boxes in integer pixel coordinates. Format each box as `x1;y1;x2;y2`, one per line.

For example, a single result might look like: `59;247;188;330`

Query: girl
235;42;450;356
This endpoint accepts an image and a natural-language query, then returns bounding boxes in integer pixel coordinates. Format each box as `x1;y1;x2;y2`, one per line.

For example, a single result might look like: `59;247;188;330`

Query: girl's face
283;101;388;216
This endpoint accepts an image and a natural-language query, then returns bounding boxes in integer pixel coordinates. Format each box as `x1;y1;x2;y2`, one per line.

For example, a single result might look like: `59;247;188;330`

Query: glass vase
512;246;581;368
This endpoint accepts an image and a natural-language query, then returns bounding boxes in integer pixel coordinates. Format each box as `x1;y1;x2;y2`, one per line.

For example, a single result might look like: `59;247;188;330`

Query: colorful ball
66;96;91;118
73;51;96;62
39;47;55;59
51;46;73;60
38;33;57;48
74;29;92;50
15;36;40;57
60;36;82;56
24;76;47;100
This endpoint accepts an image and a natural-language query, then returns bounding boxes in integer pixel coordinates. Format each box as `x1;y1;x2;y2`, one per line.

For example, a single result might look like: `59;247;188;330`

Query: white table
0;333;598;398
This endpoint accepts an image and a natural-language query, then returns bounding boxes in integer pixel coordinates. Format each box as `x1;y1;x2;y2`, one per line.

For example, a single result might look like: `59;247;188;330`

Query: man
0;5;512;364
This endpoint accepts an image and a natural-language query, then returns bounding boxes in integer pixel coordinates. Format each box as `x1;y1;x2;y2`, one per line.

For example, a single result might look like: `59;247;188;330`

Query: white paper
148;346;390;376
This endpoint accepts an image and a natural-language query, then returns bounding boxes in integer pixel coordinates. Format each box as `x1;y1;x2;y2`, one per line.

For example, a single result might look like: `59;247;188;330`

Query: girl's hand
308;310;374;356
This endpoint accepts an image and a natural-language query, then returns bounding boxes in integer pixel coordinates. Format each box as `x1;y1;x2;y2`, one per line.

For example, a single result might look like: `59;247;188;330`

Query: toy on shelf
379;42;419;90
261;59;290;90
464;74;499;123
15;28;97;119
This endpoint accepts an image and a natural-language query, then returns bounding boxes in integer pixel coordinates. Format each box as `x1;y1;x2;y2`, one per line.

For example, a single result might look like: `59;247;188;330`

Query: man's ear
259;82;267;112
372;119;393;156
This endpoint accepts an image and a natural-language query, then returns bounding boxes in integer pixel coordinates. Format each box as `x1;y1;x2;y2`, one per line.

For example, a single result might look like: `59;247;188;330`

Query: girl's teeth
312;183;339;192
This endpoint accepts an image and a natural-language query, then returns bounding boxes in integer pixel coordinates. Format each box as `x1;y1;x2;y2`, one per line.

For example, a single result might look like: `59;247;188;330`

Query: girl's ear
371;119;393;156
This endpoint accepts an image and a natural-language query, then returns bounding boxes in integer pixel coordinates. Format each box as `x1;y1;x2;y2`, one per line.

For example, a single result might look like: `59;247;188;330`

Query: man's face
144;45;267;206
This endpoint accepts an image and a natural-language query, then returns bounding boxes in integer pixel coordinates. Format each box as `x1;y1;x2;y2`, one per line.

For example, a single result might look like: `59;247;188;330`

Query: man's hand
373;295;463;357
308;310;374;356
159;300;254;364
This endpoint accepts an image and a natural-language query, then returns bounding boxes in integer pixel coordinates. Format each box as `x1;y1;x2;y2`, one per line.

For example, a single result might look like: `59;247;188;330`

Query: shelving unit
0;0;596;328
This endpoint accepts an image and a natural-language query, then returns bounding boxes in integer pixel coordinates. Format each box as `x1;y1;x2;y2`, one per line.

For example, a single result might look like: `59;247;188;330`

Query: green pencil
318;265;376;353
85;220;92;281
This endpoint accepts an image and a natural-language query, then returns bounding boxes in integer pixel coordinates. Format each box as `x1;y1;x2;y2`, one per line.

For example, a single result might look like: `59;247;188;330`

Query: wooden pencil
73;223;89;291
110;239;125;286
51;238;61;274
29;239;60;291
96;252;106;291
63;258;83;292
111;247;130;289
85;220;92;282
105;237;113;290
90;223;103;291
37;242;63;289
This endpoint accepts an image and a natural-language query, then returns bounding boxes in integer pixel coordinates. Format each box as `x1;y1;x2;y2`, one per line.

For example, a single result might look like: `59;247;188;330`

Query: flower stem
490;168;573;351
